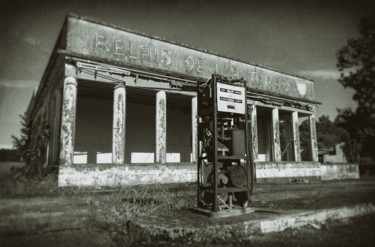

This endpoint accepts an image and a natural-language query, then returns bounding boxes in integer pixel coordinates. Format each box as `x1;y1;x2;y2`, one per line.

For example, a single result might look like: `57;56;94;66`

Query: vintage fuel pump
197;74;254;215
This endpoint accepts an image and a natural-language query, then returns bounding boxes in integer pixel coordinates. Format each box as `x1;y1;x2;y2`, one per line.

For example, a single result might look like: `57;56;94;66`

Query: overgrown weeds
86;182;196;246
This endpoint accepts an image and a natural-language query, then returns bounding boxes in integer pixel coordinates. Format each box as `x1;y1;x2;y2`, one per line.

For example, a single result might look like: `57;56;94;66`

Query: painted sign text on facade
67;18;314;101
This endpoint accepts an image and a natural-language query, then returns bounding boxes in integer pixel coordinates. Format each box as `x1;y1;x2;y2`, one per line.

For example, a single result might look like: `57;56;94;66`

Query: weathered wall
255;161;321;183
48;88;62;166
66;16;315;101
58;162;360;187
58;162;332;187
58;163;196;186
321;163;359;180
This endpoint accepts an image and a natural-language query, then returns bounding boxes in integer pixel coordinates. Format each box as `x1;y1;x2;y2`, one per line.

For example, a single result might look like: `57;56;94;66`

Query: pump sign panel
217;82;246;114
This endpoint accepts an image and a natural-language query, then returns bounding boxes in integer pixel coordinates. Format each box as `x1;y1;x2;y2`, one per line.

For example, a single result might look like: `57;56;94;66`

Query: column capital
114;82;126;90
64;76;77;86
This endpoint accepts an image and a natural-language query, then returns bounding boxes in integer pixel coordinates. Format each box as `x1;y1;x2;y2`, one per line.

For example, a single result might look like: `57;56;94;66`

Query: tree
299;116;349;161
11;114;30;161
316;115;349;151
11;113;50;177
335;16;375;160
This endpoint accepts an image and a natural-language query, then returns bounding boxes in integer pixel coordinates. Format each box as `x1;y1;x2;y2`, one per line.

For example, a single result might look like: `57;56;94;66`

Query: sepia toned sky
0;0;374;148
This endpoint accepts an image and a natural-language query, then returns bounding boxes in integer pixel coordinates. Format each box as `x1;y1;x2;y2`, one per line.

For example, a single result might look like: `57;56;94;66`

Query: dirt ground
1;213;374;247
1;161;375;246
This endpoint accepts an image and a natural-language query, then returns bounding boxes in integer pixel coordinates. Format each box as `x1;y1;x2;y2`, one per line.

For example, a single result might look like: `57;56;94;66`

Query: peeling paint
57;161;334;187
59;77;77;166
309;115;319;162
67;17;315;101
255;162;321;178
272;109;281;162
156;91;167;163
191;97;198;162
58;164;196;187
112;84;126;164
292;112;301;162
249;105;258;162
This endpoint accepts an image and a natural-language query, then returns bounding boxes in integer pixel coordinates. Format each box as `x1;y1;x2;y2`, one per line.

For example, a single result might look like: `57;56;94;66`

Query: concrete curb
135;203;375;241
258;203;375;233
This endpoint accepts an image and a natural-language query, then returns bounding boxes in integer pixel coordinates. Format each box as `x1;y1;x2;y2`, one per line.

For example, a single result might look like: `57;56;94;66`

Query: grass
1;163;198;246
0;161;197;245
85;182;196;246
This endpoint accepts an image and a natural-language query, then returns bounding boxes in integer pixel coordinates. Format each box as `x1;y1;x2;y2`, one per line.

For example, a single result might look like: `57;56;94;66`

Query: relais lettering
92;32;301;97
93;33;203;73
66;18;314;100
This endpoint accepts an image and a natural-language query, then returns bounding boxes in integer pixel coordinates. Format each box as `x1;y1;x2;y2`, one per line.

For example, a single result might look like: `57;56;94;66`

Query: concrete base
58;163;196;187
133;203;375;241
321;163;360;180
191;207;255;218
58;161;360;187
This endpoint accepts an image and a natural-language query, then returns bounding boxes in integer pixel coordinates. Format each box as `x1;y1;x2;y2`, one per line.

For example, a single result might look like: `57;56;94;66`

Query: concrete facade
27;14;325;187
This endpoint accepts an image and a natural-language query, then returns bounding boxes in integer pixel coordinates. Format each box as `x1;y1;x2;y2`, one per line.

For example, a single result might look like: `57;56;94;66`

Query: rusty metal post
191;96;198;163
309;114;319;162
112;83;126;164
292;111;301;162
156;91;167;164
59;77;77;166
272;108;281;162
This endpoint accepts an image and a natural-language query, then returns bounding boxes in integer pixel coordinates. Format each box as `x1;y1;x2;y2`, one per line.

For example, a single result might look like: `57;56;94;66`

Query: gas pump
197;74;254;214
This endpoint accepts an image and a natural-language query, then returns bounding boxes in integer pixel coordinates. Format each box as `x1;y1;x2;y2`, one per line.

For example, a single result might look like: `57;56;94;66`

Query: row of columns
248;104;319;163
59;76;318;166
59;76;198;166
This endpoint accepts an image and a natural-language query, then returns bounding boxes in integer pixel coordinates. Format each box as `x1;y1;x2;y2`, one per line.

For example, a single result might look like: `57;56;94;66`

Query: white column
59;77;77;166
112;83;126;164
249;104;258;162
191;96;198;163
272;108;281;162
309;114;319;162
292;111;301;162
156;91;167;164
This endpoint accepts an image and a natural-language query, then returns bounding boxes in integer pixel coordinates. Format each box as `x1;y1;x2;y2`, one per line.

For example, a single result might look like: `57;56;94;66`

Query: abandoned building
27;14;323;187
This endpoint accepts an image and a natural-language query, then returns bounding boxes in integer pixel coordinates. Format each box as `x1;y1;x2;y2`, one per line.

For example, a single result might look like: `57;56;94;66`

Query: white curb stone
258;203;375;233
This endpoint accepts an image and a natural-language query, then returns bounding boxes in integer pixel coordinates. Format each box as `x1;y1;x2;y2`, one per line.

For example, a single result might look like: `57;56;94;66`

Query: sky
0;0;374;149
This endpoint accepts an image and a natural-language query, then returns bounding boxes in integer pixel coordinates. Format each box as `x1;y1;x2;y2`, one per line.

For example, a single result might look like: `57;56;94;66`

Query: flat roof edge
66;12;314;83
